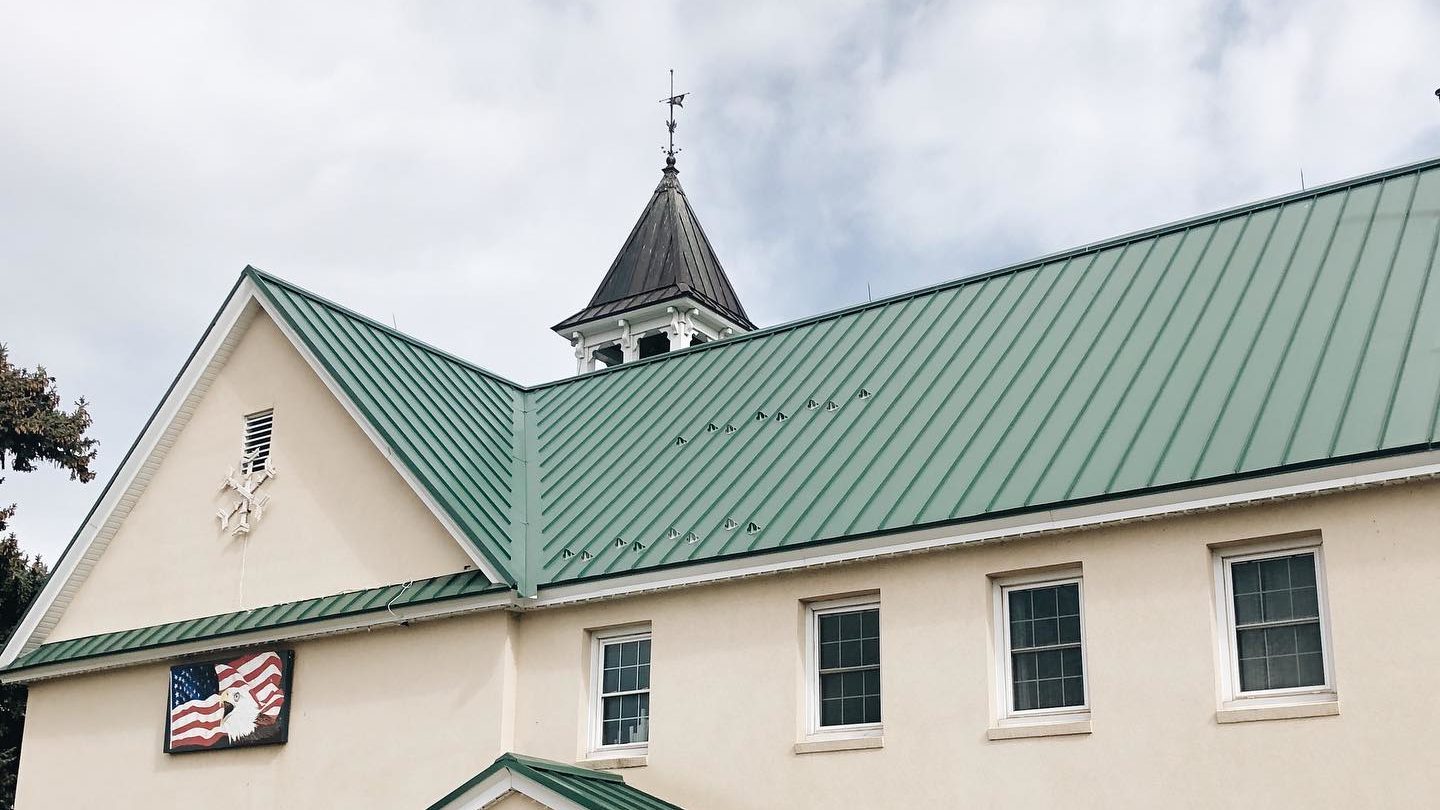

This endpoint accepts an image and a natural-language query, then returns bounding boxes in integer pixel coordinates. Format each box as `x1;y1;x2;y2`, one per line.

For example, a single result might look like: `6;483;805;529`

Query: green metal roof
426;752;683;810
242;155;1440;593
251;272;527;585
5;571;501;674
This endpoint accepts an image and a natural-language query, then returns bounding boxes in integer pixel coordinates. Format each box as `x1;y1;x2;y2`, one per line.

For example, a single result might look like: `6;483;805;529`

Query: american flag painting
167;649;293;753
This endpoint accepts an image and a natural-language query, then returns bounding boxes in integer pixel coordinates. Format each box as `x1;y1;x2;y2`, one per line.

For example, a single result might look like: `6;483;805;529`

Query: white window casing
586;625;652;759
991;566;1090;728
1213;537;1337;712
803;593;882;742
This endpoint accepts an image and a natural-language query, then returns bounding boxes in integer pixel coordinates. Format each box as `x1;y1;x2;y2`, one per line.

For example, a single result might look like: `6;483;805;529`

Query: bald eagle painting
166;650;294;753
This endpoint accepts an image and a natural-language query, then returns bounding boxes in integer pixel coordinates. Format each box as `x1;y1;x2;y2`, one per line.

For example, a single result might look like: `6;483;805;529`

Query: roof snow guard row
245;157;1440;596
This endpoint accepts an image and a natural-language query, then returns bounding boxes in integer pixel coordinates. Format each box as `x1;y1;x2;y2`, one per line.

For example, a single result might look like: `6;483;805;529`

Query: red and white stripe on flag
169;693;226;749
217;651;287;718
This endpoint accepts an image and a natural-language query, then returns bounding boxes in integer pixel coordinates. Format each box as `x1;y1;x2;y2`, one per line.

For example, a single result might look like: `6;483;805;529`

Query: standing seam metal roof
243;155;1440;594
5;571;500;673
253;275;526;584
426;752;684;810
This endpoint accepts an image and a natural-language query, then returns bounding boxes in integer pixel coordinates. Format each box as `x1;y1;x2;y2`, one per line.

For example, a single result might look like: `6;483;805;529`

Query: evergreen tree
0;345;96;809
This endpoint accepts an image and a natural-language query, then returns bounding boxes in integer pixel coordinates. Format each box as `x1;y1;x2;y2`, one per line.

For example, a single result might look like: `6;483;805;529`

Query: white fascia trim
529;449;1440;609
441;770;591;810
2;590;513;684
563;295;749;345
252;293;509;586
0;280;264;670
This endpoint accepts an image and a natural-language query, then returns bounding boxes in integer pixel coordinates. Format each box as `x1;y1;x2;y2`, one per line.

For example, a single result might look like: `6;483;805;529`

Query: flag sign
166;649;294;753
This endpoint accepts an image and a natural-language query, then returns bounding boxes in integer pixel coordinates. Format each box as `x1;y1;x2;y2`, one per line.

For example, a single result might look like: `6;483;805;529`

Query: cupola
553;76;753;373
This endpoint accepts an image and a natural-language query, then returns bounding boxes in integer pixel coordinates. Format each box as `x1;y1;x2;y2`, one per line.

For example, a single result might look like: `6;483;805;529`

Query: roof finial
661;69;688;171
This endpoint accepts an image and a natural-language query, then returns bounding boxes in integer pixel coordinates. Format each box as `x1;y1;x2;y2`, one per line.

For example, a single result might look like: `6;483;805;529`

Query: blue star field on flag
171;663;219;709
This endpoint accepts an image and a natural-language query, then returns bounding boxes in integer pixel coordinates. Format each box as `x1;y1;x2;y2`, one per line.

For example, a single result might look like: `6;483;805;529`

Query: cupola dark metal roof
553;162;755;332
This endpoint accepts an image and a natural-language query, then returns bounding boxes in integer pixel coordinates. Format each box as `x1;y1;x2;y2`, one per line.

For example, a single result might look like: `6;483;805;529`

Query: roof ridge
501;752;625;783
242;266;526;391
527;151;1440;392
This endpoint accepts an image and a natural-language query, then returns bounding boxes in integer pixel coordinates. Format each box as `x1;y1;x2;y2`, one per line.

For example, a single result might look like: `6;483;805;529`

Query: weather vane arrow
661;69;688;165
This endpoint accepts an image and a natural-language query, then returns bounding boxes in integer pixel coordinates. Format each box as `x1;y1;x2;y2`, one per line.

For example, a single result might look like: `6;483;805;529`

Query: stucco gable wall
49;310;474;641
16;612;512;809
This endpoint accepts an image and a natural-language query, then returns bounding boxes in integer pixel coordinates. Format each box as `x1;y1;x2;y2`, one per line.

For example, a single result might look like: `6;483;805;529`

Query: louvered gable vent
242;409;274;473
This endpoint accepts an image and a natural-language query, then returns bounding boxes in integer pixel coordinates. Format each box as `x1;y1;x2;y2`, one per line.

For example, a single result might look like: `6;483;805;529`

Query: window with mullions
1003;580;1086;713
815;605;881;728
596;634;650;748
1228;551;1326;693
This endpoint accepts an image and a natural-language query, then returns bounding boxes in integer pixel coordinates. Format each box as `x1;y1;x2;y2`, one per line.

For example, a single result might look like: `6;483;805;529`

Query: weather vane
661;69;688;166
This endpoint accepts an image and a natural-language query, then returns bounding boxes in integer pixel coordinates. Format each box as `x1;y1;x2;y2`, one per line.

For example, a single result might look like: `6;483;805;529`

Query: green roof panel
527;159;1440;584
6;571;501;674
249;271;526;587
237;158;1440;591
427;752;684;810
15;156;1440;673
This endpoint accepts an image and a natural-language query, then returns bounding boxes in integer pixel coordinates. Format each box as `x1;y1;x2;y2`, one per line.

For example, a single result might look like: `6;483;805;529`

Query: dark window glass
1231;553;1325;692
1009;582;1085;711
817;607;880;726
599;637;650;745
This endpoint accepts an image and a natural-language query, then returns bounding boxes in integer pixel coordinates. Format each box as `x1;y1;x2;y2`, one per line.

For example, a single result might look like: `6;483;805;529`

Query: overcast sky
3;0;1439;564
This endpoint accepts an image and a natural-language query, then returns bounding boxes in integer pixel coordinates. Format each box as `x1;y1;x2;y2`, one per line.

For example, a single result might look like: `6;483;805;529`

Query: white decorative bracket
665;306;698;351
618;319;641;362
571;331;596;374
217;449;277;537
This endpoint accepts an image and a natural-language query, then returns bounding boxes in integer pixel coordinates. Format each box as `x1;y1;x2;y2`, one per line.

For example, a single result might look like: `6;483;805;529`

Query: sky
3;0;1439;564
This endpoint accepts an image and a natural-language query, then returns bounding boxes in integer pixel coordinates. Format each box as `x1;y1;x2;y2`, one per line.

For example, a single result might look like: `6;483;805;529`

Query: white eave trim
0;281;263;670
0;277;506;670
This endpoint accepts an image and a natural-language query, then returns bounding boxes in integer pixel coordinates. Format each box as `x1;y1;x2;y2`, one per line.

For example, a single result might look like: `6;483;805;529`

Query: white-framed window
804;594;882;739
587;626;651;757
993;568;1089;725
1214;539;1335;708
242;409;274;473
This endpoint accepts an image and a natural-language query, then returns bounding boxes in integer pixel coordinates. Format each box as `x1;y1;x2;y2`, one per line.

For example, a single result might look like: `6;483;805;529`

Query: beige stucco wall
510;480;1440;808
50;310;474;641
17;611;512;809
17;477;1440;807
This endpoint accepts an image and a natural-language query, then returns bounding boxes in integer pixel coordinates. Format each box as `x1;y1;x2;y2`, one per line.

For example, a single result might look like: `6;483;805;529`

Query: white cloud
2;0;1439;562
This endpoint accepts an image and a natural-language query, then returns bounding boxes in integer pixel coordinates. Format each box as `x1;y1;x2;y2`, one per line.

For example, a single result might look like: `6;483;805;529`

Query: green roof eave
2;570;504;677
426;752;683;810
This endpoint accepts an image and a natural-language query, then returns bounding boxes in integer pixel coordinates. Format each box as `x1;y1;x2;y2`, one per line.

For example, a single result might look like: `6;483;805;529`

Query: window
805;596;881;738
993;569;1088;725
588;628;650;756
242;409;274;473
1216;541;1334;707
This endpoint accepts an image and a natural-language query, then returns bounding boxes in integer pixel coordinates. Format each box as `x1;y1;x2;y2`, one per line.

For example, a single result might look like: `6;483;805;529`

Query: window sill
579;754;648;770
793;735;885;755
987;718;1092;741
1216;700;1338;724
